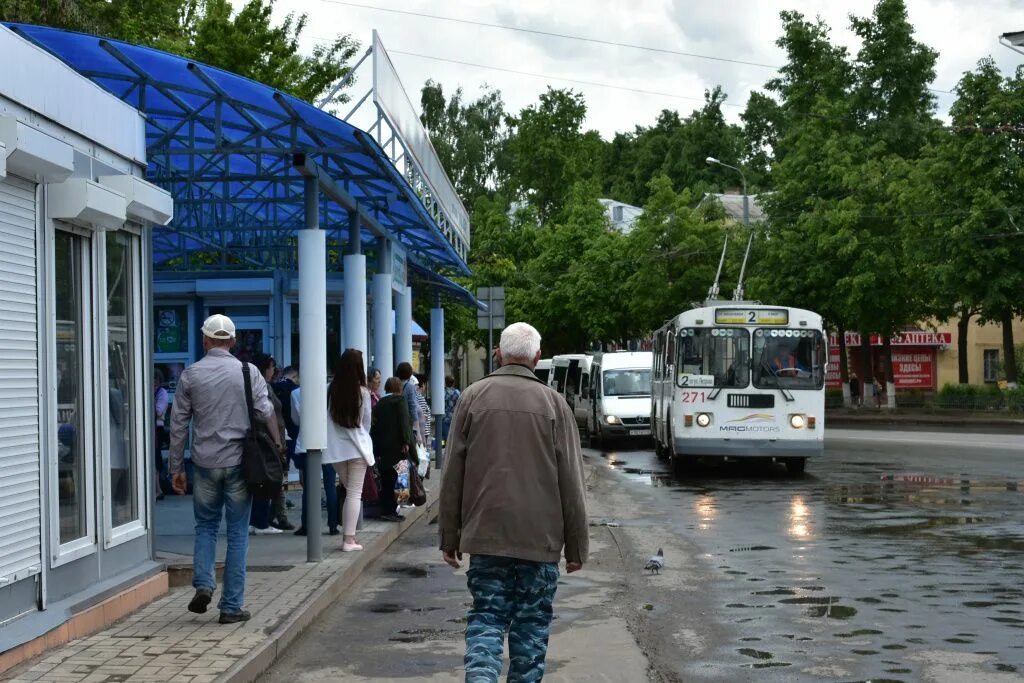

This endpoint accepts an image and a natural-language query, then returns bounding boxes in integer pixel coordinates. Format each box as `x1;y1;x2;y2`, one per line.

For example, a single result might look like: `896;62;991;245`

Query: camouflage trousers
464;555;560;683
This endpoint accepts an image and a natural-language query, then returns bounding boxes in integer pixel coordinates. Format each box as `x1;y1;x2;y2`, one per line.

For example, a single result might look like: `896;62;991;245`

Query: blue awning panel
7;24;469;275
408;259;486;311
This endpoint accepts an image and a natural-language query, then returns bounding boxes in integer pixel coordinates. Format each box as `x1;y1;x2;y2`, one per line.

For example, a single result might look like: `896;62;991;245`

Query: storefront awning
408;259;487;311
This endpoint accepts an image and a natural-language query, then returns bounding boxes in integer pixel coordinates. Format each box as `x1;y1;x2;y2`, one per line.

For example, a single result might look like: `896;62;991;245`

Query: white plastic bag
415;444;429;477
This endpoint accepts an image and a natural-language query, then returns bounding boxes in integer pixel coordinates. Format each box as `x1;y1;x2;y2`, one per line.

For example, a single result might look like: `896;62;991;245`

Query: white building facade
0;25;171;653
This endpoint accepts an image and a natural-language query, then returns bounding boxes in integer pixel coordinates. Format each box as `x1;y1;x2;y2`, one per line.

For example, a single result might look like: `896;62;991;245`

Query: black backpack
241;364;283;500
273;379;299;441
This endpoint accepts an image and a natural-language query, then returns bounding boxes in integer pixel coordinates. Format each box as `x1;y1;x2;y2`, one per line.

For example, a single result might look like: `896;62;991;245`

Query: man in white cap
169;314;280;624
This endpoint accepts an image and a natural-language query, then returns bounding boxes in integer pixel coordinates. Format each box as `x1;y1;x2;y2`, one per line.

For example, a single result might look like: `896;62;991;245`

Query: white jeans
332;459;367;536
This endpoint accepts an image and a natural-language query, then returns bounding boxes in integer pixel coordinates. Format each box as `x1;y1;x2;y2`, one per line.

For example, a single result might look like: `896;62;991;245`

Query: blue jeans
192;464;252;613
464;555;560;683
300;461;338;530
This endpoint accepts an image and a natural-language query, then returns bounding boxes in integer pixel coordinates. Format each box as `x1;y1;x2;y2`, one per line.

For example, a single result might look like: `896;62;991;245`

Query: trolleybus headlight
789;414;806;429
605;415;622;425
696;413;712;428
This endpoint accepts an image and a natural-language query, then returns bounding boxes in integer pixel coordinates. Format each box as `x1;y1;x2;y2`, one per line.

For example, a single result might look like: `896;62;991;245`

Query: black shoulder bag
241;363;283;500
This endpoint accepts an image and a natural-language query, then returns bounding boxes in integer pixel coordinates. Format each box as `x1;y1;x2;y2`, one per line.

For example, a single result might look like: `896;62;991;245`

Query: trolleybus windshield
676;328;750;389
752;328;826;390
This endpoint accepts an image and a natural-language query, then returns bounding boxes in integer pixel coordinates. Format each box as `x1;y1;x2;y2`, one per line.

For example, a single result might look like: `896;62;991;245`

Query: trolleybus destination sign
714;308;789;326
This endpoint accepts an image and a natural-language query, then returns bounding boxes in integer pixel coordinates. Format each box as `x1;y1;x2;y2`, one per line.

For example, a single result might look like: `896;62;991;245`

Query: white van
581;351;653;446
534;358;552;385
548;354;593;427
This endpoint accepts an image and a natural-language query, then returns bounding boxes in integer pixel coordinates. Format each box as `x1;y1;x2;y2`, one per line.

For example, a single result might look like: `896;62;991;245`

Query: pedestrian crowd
164;313;454;622
161;314;588;683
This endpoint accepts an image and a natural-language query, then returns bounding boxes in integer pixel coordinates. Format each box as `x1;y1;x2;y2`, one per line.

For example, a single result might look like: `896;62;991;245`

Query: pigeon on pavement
645;548;665;574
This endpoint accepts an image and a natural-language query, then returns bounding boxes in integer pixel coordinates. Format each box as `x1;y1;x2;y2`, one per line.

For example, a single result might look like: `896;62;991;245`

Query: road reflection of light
695;494;716;531
788;496;812;539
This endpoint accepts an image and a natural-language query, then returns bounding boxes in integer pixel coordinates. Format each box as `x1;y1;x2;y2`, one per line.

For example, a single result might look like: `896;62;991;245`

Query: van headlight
605;415;621;425
790;414;806;429
695;413;712;428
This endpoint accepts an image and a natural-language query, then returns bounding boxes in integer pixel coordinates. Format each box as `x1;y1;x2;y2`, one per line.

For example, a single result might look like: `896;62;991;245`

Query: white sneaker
252;526;283;535
248;525;256;535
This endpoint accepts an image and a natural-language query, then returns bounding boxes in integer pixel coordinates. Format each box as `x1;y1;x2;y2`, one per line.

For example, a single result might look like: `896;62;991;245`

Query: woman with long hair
324;349;374;551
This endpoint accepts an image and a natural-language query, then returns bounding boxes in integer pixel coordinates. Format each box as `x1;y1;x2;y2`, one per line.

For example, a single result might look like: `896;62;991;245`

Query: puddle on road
368;603;444;614
386;564;430;578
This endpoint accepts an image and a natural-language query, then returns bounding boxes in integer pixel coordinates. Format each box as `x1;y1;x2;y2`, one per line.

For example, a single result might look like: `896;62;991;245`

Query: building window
983;349;1000;383
106;232;139;529
612;205;624;222
55;230;89;545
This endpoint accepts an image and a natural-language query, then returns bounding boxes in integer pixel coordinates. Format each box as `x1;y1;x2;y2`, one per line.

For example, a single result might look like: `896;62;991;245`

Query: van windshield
603;369;651;397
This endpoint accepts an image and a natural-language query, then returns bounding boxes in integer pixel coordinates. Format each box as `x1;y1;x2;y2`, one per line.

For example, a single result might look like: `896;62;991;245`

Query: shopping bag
394;460;410;505
415;444;430;478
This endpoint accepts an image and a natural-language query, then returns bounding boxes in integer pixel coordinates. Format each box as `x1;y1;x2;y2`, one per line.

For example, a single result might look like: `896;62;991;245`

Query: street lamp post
706;156;752;301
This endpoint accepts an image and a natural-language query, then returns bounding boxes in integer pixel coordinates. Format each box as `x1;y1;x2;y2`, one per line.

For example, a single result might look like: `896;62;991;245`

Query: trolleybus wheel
785;457;807;476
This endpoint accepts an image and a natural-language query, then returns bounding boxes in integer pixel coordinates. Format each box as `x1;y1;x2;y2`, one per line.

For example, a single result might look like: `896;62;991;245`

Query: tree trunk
1002;309;1019;389
860;331;875;408
957;310;971;384
838;325;852;408
883;334;896;410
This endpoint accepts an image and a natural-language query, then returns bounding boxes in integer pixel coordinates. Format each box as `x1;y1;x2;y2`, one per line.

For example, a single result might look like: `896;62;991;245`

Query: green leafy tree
420;81;507;204
502;88;603;222
623;176;727;331
902;58;1024;386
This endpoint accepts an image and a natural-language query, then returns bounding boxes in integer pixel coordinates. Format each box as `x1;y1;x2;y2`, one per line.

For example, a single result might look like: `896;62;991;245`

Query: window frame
101;230;148;548
983;349;1000;383
48;223;98;568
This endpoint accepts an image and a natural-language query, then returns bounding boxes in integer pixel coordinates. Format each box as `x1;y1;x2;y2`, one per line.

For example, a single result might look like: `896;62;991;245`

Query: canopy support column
343;211;368;365
395;286;413;367
299;176;327;562
430;294;445;469
372;238;393;378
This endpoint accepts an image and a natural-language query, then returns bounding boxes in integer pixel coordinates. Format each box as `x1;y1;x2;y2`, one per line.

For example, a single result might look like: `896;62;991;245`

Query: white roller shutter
0;175;41;585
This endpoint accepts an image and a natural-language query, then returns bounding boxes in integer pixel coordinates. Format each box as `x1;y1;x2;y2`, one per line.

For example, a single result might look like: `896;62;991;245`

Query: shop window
983;349;1000;383
55;230;89;545
106;232;139;529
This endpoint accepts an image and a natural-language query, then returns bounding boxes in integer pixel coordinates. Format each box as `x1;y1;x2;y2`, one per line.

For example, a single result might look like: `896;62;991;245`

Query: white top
324;386;374;466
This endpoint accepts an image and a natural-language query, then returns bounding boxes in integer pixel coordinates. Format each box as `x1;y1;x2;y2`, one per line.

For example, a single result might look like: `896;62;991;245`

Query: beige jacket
439;364;589;564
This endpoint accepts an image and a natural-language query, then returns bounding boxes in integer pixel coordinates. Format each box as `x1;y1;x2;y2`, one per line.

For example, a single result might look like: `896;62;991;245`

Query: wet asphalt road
600;427;1024;681
263;427;1024;682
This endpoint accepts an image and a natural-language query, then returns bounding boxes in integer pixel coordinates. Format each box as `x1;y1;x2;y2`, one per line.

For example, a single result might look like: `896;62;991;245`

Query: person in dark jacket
371;377;417;522
249;354;293;533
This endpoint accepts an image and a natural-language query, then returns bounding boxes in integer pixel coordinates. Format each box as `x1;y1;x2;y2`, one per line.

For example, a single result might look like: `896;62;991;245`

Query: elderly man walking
440;322;589;682
169;314;279;624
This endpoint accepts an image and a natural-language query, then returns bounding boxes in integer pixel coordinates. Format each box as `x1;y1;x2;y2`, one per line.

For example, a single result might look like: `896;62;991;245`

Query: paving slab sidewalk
2;486;440;683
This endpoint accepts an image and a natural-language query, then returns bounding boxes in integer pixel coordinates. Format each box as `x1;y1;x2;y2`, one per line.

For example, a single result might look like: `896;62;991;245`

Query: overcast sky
282;0;1023;139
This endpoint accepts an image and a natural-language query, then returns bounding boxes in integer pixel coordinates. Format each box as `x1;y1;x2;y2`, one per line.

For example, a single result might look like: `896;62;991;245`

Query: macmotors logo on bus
720;413;781;433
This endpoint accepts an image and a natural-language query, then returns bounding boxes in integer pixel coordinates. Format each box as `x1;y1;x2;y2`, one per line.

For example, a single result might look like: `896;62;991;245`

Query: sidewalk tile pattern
3;530;388;683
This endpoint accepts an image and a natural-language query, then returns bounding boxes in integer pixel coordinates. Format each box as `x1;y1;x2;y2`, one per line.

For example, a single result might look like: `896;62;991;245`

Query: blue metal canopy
7;23;470;275
409;259;487;312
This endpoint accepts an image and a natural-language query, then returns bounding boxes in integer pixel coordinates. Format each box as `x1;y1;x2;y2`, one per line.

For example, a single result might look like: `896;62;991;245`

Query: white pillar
298;230;328;448
372;273;393;378
343;254;367;364
395;285;413;367
430;300;445;466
